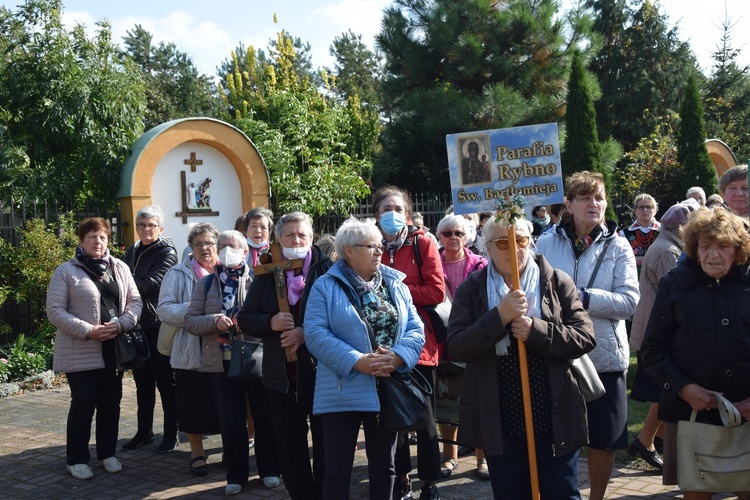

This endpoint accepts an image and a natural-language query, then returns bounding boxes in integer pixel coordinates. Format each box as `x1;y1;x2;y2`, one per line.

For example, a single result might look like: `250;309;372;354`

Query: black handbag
424;298;451;343
333;276;433;432
114;324;150;370
227;339;263;380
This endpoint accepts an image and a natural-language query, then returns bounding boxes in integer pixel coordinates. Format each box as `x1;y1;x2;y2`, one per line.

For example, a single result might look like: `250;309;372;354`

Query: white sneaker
101;456;122;473
262;476;281;488
66;463;93;480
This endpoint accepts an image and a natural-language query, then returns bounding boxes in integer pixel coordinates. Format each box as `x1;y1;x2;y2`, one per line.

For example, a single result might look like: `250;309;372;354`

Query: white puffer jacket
47;257;142;373
536;221;639;373
156;260;202;371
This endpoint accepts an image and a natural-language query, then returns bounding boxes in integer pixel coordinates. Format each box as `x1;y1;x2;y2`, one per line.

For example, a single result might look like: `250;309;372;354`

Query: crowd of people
46;166;750;499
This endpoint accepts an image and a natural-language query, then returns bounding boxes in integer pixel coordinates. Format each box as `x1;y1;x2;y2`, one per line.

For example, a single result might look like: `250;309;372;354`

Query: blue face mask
379;211;407;235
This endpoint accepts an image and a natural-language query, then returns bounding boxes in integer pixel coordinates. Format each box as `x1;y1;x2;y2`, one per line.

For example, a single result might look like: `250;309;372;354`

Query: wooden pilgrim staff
495;195;540;500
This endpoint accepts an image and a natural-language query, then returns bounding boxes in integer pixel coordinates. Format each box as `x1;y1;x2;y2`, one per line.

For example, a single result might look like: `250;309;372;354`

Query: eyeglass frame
440;230;466;239
354;243;385;254
192;240;217;249
136;223;161;230
492;236;531;251
635;205;655;211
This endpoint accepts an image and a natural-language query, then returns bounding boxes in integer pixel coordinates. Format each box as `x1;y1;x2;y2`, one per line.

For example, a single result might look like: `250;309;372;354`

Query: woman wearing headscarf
238;212;332;500
47;217;142;480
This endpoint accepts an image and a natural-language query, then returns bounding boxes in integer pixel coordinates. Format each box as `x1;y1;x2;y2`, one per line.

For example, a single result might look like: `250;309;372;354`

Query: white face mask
219;246;244;268
283;246;310;260
246;237;267;249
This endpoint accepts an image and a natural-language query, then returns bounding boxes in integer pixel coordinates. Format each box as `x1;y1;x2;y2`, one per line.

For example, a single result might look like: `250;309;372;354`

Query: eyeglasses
136;223;160;230
635;205;654;211
492;237;531;251
355;244;385;254
441;230;466;239
192;240;217;249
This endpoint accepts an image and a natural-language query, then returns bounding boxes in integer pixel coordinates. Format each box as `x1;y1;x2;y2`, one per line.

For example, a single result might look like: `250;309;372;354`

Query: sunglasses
492;236;531;251
441;230;466;238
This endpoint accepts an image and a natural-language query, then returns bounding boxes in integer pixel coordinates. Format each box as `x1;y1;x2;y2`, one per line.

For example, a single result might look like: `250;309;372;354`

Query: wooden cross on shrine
253;242;304;363
184;152;203;171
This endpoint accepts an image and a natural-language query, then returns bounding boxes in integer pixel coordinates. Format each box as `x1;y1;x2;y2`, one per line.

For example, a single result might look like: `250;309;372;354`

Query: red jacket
385;226;445;366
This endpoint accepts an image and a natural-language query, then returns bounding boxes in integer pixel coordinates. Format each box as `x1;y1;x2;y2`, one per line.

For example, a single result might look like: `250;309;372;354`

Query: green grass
617;350;654;467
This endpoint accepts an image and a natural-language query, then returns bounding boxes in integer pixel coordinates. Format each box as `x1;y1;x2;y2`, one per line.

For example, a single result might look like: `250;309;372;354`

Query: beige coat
184;267;252;373
47;257;142;373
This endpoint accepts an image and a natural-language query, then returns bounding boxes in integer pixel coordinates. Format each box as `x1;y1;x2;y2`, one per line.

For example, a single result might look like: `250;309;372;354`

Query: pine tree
677;73;717;197
564;51;602;177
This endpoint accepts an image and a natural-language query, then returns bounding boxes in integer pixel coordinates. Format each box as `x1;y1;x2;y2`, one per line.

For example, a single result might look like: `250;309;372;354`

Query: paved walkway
0;378;741;499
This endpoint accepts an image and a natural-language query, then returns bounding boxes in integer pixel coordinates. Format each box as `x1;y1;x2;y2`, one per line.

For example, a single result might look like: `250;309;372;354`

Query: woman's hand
280;326;305;354
88;322;120;341
270;312;295;332
509;316;533;342
734;397;750;420
678;383;719;412
215;314;233;332
353;353;383;375
497;290;527;325
370;346;405;377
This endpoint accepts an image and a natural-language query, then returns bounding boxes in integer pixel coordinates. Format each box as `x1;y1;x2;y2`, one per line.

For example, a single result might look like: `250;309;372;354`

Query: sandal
440;458;459;478
188;456;208;476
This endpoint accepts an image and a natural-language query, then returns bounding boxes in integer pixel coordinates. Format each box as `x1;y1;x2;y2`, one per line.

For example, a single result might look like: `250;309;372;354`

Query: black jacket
641;258;750;423
123;237;178;328
237;246;332;395
446;255;596;456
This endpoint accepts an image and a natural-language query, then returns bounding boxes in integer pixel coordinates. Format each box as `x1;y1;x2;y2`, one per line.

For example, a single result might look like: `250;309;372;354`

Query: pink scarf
285;251;312;306
191;257;211;281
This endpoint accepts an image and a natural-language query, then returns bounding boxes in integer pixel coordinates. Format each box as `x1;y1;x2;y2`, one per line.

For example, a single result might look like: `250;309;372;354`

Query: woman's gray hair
275;211;314;240
136;205;165;227
187;223;219;247
436;214;469;236
218;230;249;252
633;193;658;214
335;217;381;258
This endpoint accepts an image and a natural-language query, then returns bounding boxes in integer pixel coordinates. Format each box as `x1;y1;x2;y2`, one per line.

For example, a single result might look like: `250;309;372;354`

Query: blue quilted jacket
304;260;425;415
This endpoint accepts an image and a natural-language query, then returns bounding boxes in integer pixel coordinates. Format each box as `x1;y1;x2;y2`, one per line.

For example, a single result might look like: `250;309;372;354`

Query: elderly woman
242;207;274;269
435;214;488;479
47;217;142;480
374;186;445;500
446;217;596;499
536;171;639;500
619;193;660;267
156;223;222;476
185;230;280;496
641;207;750;498
304;217;425;499
121;205;179;453
238;212;332;500
628;203;696;470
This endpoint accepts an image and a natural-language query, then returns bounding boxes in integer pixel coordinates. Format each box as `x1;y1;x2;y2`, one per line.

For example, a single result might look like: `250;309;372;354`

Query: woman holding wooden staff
536;171;639;500
446;203;596;499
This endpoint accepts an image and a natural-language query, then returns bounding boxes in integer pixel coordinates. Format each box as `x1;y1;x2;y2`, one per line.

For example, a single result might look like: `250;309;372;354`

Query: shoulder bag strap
80;265;120;319
332;276;378;351
586;237;613;288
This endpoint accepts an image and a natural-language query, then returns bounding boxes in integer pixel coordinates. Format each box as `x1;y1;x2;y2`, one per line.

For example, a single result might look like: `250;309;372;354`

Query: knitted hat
660;202;696;230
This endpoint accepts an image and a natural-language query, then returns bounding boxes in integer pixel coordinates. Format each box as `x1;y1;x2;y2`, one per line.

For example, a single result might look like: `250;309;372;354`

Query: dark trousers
210;362;280;485
394;365;441;481
485;433;581;499
321;411;397;500
131;324;178;437
65;340;123;465
267;386;324;500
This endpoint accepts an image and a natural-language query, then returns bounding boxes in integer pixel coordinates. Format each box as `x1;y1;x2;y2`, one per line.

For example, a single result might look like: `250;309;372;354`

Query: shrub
0;333;52;381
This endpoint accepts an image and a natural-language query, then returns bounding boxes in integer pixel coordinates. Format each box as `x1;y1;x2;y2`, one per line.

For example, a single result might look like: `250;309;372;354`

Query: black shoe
457;444;475;457
158;434;180;453
627;438;663;470
393;478;413;500
121;431;154;450
420;483;440;500
188;456;208;476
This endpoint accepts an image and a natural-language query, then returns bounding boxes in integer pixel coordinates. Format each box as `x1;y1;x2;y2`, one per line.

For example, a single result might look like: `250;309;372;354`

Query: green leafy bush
0;333;52;381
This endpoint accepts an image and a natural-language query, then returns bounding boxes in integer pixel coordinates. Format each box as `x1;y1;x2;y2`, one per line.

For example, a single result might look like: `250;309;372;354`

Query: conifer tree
564;51;602;178
677;73;717;197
